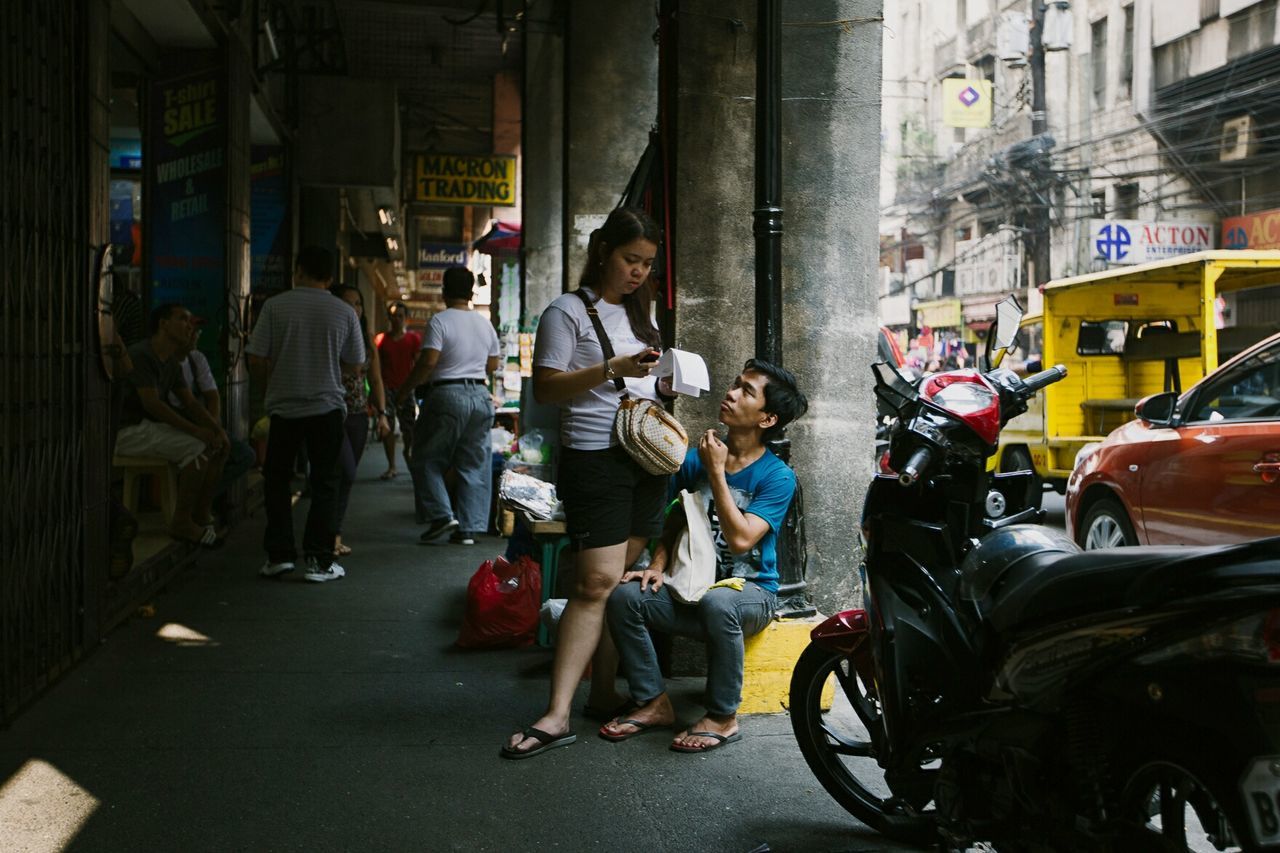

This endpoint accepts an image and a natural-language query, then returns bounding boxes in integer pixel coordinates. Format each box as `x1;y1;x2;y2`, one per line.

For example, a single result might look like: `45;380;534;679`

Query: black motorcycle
790;296;1280;852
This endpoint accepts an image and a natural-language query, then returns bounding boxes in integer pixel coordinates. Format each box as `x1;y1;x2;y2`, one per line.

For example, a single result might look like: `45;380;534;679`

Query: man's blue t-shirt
674;448;796;594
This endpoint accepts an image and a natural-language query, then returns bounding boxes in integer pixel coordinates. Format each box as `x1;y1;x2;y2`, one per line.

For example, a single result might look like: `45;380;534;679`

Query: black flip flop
669;730;742;753
500;726;577;760
598;718;669;742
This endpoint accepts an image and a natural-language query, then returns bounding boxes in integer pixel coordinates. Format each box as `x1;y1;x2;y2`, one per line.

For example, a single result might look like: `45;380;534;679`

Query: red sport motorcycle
790;297;1280;852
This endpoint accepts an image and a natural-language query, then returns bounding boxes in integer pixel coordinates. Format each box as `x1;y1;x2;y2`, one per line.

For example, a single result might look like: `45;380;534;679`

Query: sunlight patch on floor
0;759;98;852
156;622;217;646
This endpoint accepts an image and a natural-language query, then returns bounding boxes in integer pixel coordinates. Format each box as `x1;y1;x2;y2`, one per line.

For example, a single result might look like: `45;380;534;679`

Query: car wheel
998;445;1043;512
1079;497;1137;549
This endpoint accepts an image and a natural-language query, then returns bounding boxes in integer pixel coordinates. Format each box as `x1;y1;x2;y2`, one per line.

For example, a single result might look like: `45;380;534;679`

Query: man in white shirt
401;267;501;545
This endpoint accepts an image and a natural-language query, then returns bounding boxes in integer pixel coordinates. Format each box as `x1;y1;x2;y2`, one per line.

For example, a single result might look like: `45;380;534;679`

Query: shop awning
472;220;521;254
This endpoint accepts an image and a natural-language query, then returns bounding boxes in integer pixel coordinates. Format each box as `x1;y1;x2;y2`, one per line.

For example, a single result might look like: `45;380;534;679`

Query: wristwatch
603;359;618;380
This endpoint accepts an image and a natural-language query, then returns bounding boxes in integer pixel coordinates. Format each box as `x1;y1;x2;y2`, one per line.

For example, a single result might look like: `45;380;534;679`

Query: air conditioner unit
1220;115;1260;161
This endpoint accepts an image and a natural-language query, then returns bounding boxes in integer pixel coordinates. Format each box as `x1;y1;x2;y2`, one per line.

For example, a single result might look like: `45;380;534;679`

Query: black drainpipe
754;0;813;618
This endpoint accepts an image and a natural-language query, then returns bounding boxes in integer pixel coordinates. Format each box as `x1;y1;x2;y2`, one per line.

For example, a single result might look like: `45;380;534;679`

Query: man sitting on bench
115;304;229;546
601;359;807;752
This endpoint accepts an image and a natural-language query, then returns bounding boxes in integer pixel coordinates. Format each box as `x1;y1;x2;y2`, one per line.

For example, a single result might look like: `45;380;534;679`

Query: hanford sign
1089;219;1214;265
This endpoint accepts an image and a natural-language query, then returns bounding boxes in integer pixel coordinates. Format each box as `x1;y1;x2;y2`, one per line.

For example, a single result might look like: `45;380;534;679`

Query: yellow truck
996;250;1280;506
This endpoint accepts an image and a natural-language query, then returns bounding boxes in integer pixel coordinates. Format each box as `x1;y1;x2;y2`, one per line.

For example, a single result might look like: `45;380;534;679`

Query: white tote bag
667;489;717;604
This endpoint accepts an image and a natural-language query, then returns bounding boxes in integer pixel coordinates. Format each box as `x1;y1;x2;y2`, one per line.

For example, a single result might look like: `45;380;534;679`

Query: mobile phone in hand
639;349;661;364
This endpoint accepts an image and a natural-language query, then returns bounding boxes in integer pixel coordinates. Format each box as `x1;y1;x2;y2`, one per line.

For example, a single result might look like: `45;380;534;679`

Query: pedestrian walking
503;207;672;759
247;246;365;583
400;267;501;546
377;302;422;484
331;285;390;557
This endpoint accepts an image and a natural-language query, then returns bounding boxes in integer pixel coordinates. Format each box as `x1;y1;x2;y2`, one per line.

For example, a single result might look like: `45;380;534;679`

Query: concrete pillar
562;0;658;292
673;1;882;616
780;1;883;614
522;24;564;324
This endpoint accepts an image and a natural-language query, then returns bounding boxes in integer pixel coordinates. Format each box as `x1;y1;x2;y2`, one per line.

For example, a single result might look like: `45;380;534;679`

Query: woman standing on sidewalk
503;207;673;759
331;285;389;556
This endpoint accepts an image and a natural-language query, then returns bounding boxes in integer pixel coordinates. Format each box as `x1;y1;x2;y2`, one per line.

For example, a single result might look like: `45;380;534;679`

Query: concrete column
780;1;883;614
674;1;882;615
562;0;658;292
522;24;564;324
671;1;757;433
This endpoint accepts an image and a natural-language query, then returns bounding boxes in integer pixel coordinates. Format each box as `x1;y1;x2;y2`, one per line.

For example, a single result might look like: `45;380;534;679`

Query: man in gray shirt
247;246;365;582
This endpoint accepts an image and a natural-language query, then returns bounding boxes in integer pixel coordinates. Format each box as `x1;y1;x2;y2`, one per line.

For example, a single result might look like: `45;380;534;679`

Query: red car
1067;331;1280;548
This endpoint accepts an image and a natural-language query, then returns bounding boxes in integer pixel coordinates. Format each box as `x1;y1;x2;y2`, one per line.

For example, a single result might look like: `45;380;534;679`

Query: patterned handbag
576;290;688;475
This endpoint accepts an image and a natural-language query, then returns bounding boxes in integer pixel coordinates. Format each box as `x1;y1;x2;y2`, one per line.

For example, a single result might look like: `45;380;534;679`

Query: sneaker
418;517;459;544
449;530;476;546
259;560;296;578
303;559;346;583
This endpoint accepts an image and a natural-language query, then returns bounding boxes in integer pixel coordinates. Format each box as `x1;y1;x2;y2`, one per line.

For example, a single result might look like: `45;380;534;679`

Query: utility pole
1028;1;1052;289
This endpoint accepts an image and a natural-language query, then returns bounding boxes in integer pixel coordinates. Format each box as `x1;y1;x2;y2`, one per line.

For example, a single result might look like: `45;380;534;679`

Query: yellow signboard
411;153;517;206
942;78;992;128
915;298;962;328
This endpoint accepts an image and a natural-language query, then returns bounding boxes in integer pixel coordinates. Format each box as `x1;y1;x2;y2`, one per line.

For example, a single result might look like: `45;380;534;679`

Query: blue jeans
607;581;776;717
409;384;493;533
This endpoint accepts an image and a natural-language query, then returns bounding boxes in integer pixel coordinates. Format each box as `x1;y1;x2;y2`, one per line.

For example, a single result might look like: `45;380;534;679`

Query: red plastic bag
456;555;542;649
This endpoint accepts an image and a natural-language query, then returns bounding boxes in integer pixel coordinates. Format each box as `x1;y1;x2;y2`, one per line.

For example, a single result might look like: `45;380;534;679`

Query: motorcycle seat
983;538;1280;635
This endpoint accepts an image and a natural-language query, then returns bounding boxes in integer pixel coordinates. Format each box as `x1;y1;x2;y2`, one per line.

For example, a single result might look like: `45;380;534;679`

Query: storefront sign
418;243;469;269
410;153;517;206
1221;208;1280;250
942;78;992;128
1090;219;1214;265
148;66;226;379
250;147;290;294
915;298;962;328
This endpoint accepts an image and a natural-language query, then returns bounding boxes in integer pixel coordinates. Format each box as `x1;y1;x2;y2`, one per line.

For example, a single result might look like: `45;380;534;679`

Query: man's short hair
296;246;334;283
744;358;808;441
149;303;184;335
388;301;409;319
442;266;475;301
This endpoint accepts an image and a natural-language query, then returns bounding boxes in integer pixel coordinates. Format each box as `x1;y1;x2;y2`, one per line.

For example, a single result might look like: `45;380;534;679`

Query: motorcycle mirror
872;361;918;413
984;295;1025;369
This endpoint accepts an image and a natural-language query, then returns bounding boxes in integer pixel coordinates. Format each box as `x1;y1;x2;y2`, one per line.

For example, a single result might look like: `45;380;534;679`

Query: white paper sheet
654;348;710;397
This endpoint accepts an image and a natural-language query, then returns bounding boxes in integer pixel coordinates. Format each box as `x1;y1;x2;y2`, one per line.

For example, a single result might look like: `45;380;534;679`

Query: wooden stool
113;454;178;525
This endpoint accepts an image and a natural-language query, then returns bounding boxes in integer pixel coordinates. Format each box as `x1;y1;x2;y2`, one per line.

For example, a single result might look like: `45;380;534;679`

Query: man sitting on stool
115;304;229;546
601;359;807;752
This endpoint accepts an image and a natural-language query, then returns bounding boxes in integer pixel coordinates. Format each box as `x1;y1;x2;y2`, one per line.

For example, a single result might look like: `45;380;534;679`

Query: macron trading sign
411;153;516;206
1090;219;1214;265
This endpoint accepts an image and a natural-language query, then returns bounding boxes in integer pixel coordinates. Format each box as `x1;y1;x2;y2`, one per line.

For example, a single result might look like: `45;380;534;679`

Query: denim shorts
557;445;668;549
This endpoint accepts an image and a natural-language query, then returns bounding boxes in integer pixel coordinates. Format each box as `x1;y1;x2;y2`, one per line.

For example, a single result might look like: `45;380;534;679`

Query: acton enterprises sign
411;153;516;206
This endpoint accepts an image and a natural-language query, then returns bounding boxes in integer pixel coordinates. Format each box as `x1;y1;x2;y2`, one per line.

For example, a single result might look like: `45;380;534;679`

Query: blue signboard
147;66;227;380
251;146;289;293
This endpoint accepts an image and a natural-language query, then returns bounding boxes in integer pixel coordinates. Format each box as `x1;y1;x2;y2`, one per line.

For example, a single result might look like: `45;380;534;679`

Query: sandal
598;718;669;742
669;730;742;753
500;726;577;760
379;469;397;480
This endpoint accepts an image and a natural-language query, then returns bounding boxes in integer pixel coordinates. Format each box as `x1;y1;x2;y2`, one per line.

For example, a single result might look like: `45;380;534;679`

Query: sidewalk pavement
0;451;920;853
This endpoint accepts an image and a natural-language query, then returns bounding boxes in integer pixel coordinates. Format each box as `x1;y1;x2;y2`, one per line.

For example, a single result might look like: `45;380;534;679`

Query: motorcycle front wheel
1119;759;1249;852
789;642;937;846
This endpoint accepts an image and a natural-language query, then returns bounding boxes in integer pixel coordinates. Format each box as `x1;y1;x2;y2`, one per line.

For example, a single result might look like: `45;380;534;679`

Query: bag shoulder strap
574;289;626;392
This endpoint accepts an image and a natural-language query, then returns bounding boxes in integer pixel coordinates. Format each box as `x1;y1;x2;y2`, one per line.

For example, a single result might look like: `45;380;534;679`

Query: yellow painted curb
740;616;834;715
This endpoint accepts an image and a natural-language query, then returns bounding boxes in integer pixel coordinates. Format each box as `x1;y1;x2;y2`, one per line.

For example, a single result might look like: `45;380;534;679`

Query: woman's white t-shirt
533;288;659;450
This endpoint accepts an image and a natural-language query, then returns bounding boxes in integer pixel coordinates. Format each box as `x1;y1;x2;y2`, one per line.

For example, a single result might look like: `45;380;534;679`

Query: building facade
880;0;1280;352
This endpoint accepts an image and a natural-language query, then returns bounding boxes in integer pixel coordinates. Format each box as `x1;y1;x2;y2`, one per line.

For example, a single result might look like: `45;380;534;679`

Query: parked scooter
790;295;1280;852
